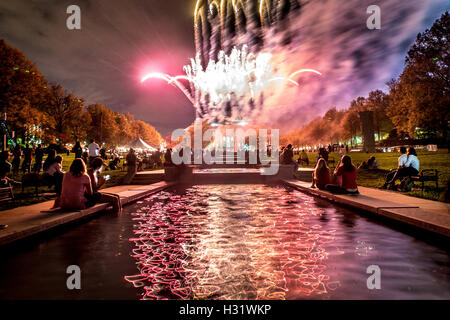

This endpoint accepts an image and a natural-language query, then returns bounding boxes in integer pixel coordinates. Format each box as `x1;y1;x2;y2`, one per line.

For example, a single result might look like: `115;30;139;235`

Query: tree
0;40;165;148
388;12;449;139
42;85;85;143
350;97;366;111
86;103;119;145
114;113;133;146
365;90;393;141
342;109;360;146
131;120;162;147
69;109;90;143
0;39;49;142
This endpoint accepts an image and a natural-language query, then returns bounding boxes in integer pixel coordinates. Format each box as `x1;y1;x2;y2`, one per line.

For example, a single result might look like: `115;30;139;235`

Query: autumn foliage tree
387;11;449;139
0;39;49;141
0;39;163;149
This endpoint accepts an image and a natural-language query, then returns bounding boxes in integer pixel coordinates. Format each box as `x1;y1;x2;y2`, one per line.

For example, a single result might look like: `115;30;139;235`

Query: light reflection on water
125;184;450;300
126;185;339;299
2;185;448;300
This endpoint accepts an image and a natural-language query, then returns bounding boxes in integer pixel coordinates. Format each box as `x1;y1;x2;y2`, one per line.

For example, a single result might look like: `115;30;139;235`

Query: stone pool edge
283;179;450;238
0;181;175;247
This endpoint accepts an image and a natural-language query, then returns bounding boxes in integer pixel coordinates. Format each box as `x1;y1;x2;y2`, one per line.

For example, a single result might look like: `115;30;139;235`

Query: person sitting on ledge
381;147;420;190
281;144;299;173
42;148;57;173
87;157;122;213
317;147;329;163
56;158;93;210
164;148;174;166
279;146;285;163
325;155;359;194
126;148;137;174
311;158;331;190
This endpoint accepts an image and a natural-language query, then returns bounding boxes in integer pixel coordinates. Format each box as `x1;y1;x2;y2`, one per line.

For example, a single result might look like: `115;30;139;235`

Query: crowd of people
0;139;430;212
306;145;422;194
0;139;165;217
5;139;164;177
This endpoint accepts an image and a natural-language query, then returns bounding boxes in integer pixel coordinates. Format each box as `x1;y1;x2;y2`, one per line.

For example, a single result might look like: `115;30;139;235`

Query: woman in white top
404;148;420;173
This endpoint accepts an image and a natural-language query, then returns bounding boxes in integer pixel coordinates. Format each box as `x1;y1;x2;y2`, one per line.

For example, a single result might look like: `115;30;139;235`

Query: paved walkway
0;182;174;246
283;179;450;237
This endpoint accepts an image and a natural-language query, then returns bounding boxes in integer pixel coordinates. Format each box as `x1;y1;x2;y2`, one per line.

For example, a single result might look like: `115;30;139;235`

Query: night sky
0;0;449;135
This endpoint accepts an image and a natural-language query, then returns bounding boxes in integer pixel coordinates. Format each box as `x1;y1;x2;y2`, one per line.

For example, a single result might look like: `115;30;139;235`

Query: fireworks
141;45;321;119
142;0;320;124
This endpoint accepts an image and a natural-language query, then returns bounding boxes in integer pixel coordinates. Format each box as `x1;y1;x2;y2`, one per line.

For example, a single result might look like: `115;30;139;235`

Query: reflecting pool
0;184;449;300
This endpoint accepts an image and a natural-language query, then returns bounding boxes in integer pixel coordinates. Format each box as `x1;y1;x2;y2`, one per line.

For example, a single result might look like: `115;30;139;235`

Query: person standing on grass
87;139;100;166
72;141;83;159
22;143;33;173
325;155;359;194
33;144;44;172
11;144;22;176
86;157;122;213
126;148;137;174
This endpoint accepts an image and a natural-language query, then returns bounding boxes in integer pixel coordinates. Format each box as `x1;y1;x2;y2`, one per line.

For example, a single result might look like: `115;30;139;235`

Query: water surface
0;184;449;300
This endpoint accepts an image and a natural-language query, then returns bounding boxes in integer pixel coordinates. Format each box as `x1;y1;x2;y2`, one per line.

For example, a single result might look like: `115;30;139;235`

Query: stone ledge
283;179;450;237
0;182;174;246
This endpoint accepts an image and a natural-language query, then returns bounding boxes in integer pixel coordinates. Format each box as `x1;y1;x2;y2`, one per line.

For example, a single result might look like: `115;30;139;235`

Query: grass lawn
295;149;450;202
2;150;449;211
1;153;128;211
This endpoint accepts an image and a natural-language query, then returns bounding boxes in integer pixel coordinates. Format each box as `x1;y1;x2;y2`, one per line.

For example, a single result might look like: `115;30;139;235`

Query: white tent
129;137;157;151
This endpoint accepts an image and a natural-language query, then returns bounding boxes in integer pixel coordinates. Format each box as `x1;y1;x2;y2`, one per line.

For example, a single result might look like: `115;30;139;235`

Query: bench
0;184;14;203
22;173;55;195
409;169;439;191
